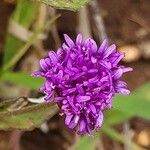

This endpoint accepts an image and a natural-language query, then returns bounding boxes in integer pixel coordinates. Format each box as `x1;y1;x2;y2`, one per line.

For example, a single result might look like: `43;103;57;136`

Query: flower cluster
32;34;132;135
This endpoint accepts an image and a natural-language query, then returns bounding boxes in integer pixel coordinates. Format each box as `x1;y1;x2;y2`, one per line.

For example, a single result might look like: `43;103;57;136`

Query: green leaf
3;0;38;67
105;82;150;126
13;0;38;27
0;97;58;130
113;82;150;120
76;136;97;150
102;125;144;150
38;0;90;11
1;72;44;90
105;109;132;126
132;82;150;101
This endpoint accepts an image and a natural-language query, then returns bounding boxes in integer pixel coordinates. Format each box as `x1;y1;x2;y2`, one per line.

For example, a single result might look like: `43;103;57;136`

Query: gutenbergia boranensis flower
32;34;132;135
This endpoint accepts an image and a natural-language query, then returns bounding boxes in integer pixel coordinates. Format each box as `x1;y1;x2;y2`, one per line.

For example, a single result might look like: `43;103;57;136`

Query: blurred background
0;0;149;150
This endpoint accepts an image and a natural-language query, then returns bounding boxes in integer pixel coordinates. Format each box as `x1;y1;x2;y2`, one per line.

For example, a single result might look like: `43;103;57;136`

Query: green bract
38;0;90;10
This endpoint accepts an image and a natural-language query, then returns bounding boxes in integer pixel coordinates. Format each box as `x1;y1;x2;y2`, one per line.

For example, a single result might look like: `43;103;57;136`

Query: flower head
32;34;132;135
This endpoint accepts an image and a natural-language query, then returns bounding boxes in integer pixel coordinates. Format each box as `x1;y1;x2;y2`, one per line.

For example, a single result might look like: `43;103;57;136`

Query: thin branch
90;0;107;41
77;6;92;38
102;126;145;150
123;122;134;150
48;7;61;48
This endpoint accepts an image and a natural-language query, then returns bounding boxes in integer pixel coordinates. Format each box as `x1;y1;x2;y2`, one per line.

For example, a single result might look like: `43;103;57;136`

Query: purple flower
32;34;132;135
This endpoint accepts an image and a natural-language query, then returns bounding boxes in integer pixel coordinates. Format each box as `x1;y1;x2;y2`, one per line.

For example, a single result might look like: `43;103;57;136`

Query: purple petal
54;97;64;102
89;104;96;114
103;44;116;58
106;103;112;109
96;111;103;128
76;33;82;44
44;92;54;101
112;52;125;65
63;88;76;96
57;70;63;79
68;120;78;129
88;76;99;83
78;119;86;134
122;67;133;73
48;51;58;65
99;60;112;69
40;59;48;71
95;101;102;106
76;84;84;94
40;85;45;92
113;68;123;79
74;115;80;124
44;58;51;66
31;71;42;77
61;104;69;110
65;115;73;125
67;59;72;68
64;34;74;47
116;81;127;88
91;56;97;63
98;39;108;53
84;38;97;53
57;48;63;55
87;69;98;74
116;88;130;95
77;96;91;102
62;43;69;50
100;75;109;82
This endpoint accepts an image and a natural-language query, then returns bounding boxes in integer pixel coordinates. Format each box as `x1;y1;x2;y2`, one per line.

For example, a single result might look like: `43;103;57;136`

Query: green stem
2;15;60;73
